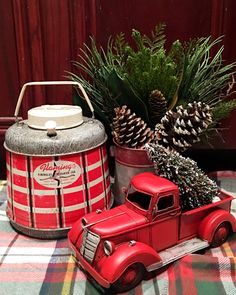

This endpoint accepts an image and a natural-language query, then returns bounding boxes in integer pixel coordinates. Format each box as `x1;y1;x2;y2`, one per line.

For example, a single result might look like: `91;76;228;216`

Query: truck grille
80;229;100;263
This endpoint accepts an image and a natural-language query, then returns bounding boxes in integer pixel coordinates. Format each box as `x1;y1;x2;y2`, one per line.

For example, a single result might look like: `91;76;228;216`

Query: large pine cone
112;105;155;148
155;101;212;151
149;90;167;124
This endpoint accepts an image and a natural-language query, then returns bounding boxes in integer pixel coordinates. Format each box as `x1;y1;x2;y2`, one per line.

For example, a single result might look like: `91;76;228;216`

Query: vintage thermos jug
4;81;111;238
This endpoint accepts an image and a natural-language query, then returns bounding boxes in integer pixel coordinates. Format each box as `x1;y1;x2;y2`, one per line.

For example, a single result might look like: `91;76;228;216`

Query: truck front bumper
68;240;110;289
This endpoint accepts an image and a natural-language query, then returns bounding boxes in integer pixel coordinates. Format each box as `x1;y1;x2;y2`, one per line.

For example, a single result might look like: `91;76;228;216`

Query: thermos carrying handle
14;81;95;121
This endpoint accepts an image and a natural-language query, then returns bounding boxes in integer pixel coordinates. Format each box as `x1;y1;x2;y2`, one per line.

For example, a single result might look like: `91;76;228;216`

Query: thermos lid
27;105;83;130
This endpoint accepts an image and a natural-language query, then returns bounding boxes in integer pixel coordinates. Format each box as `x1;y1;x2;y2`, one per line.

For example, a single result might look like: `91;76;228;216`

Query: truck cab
68;172;236;293
125;172;181;251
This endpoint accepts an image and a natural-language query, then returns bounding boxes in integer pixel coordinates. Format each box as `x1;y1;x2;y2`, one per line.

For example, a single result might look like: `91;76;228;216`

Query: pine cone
112;105;155;148
155;101;212;151
149;90;167;124
155;110;178;145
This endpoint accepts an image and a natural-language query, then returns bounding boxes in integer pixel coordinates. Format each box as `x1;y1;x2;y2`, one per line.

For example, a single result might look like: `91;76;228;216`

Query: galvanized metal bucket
4;81;112;239
113;141;154;204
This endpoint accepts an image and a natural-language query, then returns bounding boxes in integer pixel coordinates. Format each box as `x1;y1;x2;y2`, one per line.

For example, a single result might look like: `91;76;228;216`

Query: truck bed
179;189;234;240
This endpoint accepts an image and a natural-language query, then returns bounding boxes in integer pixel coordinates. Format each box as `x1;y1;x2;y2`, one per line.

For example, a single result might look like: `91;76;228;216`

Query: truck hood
83;205;147;236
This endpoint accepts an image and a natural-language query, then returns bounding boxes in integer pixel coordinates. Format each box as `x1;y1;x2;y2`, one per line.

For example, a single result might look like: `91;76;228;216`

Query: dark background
1;0;236;178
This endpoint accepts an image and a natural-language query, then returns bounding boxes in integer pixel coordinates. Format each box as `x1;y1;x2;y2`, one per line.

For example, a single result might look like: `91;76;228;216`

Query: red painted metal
131;172;177;195
114;144;153;168
212;223;229;246
180;190;234;239
6;143;111;235
68;172;236;290
113;143;154;204
198;209;236;242
97;241;160;283
86;205;146;237
4;80;111;238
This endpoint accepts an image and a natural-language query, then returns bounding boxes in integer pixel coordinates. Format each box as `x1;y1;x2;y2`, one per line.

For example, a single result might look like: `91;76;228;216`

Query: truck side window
157;195;174;211
127;186;152;211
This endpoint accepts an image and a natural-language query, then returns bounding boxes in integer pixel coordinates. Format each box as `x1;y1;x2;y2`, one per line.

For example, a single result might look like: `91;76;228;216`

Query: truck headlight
104;240;115;256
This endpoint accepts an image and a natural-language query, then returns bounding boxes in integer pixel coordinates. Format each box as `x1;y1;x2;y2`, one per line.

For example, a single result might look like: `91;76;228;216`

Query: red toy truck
68;172;236;293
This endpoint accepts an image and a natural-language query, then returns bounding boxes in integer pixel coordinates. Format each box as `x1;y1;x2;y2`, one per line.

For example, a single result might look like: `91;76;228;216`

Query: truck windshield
127;185;152;211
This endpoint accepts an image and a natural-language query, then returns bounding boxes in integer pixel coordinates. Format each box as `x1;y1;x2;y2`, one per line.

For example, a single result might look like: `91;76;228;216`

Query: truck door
150;193;179;252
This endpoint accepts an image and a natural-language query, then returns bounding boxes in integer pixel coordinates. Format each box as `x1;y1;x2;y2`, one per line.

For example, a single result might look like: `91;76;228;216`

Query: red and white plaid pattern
6;152;31;227
85;144;111;213
6;143;111;232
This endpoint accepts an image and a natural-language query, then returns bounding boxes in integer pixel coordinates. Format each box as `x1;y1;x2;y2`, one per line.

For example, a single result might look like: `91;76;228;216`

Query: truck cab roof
130;172;178;195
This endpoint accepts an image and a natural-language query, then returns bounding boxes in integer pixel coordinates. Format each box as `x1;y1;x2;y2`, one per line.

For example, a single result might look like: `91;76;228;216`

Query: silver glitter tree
146;143;218;211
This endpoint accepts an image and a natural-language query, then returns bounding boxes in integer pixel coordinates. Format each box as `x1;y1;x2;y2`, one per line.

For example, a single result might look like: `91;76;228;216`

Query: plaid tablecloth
1;178;236;295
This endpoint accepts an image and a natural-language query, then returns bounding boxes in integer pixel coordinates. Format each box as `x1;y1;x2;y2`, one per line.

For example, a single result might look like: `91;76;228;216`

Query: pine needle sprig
212;98;236;122
142;23;166;52
122;46;180;104
67;37;120;121
178;36;236;109
114;26;182;108
112;32;129;65
68;36;150;125
68;25;236;148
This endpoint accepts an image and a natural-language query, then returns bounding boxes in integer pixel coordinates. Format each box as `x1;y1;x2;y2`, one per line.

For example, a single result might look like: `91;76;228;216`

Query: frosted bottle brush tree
68;23;236;150
146;143;219;211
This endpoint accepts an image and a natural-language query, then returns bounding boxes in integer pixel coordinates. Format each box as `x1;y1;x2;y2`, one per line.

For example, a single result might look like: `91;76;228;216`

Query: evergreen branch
178;36;236;109
143;23;166;52
68;25;236;148
212;99;236;122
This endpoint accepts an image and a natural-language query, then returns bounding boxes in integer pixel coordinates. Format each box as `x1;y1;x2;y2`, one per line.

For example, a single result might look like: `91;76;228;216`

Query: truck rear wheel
211;222;230;248
111;263;145;293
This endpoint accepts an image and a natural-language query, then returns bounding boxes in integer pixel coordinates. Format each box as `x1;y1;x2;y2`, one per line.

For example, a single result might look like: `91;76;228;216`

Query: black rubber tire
111;263;145;293
210;222;230;248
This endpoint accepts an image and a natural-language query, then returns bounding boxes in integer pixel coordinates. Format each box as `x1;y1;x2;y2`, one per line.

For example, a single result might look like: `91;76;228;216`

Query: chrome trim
80;229;100;263
129;240;136;247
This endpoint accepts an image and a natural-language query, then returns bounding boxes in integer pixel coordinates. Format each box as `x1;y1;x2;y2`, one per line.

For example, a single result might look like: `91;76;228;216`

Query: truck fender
68;218;83;245
97;241;161;284
198;209;236;243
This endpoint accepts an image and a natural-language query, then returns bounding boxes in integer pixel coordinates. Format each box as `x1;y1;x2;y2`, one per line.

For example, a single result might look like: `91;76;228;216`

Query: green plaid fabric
1;180;236;294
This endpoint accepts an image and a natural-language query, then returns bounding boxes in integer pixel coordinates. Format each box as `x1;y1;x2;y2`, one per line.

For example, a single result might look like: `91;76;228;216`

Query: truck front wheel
111;263;145;293
211;222;230;248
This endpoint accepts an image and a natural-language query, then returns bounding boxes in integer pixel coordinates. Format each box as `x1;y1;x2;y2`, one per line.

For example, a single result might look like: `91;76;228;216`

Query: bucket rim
113;139;147;152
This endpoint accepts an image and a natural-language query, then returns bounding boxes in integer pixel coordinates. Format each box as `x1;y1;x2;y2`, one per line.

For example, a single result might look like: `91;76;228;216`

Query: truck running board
147;238;209;272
